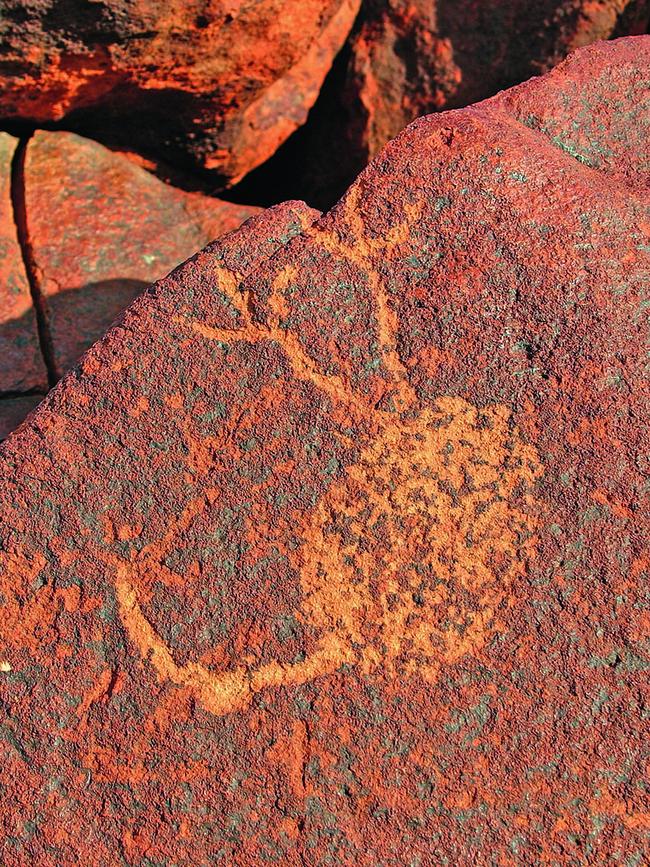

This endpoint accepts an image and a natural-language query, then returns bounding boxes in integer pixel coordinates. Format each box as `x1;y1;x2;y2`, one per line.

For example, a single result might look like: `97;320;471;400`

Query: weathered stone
0;132;46;393
23;131;259;380
0;0;360;184
346;0;650;162
0;131;258;441
495;33;650;190
0;38;649;864
242;0;649;207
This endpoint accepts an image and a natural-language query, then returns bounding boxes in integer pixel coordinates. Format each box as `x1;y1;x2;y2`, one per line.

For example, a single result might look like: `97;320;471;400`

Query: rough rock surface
0;131;257;441
0;132;45;393
22;130;258;380
346;0;650;162
1;38;649;865
239;0;650;207
0;0;360;184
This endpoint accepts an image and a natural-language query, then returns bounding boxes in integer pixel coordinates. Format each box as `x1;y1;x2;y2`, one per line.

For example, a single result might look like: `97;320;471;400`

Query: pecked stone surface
0;132;45;394
1;38;649;865
246;0;650;207
0;0;360;185
22;131;259;380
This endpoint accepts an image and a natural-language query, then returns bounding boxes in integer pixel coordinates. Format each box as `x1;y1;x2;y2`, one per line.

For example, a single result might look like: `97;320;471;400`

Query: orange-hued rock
247;0;649;206
0;133;46;393
346;0;650;162
1;39;649;865
0;0;360;184
23;131;259;380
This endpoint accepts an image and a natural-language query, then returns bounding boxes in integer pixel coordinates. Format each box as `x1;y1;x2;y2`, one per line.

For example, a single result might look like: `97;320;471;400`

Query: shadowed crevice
10;133;59;387
0;387;47;399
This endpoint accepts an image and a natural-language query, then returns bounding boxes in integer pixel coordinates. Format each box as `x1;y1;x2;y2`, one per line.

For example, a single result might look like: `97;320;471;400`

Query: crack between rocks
0;388;47;400
10;133;58;388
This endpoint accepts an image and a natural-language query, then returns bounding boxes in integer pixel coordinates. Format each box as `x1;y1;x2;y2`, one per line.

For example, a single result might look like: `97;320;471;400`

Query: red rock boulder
22;130;258;380
0;0;360;184
0;131;258;439
243;0;649;206
0;132;45;394
347;0;650;160
0;37;648;865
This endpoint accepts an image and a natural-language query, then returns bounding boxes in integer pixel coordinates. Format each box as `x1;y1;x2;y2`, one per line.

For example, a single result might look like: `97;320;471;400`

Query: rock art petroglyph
111;206;542;716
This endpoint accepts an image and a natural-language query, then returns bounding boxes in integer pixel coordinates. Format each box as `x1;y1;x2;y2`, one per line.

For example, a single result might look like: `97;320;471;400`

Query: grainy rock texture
1;38;649;866
346;0;650;163
23;130;258;379
0;0;360;184
238;0;650;207
0;131;257;440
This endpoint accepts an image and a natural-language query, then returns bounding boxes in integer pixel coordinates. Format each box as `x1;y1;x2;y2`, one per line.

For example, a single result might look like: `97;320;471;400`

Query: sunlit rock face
0;38;648;866
0;129;258;439
0;0;361;183
246;0;649;207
